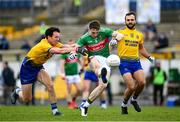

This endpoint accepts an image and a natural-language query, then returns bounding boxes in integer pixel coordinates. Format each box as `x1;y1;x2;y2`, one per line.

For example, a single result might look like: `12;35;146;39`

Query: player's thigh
133;70;145;84
74;80;82;91
66;82;72;92
21;84;33;99
83;79;91;91
90;57;100;74
37;69;53;87
73;75;82;91
123;73;135;88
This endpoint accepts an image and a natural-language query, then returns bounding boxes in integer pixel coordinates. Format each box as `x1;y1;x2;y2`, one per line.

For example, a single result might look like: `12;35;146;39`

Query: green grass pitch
0;105;180;121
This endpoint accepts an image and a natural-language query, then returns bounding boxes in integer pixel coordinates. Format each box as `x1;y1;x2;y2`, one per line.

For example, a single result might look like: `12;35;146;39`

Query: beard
126;23;135;29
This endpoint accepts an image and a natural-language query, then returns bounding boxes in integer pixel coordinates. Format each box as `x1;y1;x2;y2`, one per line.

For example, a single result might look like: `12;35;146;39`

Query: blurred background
0;0;180;107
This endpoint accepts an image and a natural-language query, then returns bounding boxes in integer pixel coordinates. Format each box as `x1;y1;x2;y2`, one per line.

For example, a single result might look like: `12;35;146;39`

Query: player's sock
81;99;86;106
121;102;127;107
15;87;21;95
100;100;107;109
51;103;59;115
131;96;137;101
82;99;86;103
83;99;92;107
121;99;128;107
100;100;106;105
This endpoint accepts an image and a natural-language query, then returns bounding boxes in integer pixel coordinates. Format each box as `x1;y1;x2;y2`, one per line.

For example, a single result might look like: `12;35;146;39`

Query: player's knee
128;85;136;91
99;82;108;90
139;80;146;87
77;88;82;94
100;67;110;83
23;96;32;103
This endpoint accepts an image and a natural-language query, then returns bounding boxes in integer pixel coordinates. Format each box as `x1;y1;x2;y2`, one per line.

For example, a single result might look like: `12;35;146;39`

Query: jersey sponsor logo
125;40;138;47
130;33;134;38
66;58;79;63
85;38;109;52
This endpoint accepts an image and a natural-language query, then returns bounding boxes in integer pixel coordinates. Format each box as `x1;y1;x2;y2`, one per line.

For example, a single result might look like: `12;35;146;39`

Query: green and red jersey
60;53;81;75
76;27;114;58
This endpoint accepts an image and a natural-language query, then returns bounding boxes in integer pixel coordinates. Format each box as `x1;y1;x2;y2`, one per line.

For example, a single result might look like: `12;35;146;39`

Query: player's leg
71;75;82;109
131;69;145;112
81;79;91;103
66;79;74;109
11;59;36;105
11;84;32;104
37;69;61;116
80;56;110;116
99;90;107;109
81;71;97;104
121;73;136;114
83;56;110;103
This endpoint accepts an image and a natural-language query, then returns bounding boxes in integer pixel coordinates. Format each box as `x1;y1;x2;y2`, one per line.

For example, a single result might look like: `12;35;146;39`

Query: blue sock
100;100;106;105
51;103;58;110
82;99;86;103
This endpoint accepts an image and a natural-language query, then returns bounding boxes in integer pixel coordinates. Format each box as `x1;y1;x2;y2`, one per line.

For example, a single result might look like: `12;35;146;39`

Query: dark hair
125;11;136;20
88;20;100;30
45;27;60;38
4;61;8;66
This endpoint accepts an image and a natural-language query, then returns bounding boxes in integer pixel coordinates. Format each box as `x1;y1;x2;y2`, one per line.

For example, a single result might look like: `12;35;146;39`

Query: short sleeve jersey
117;27;144;60
26;38;63;65
60;53;81;75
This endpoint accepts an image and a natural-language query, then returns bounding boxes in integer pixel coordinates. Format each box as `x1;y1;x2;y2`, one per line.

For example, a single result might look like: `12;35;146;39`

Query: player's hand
69;52;77;60
112;31;124;40
147;56;155;64
61;73;66;80
76;47;88;56
109;39;117;46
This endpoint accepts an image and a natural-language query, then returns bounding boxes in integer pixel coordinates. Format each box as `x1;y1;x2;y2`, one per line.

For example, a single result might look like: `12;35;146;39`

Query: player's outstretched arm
139;44;155;63
49;47;76;54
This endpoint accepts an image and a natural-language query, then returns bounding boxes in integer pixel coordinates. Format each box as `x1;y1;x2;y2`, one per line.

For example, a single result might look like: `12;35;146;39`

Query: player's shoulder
135;29;144;36
79;32;90;39
116;26;126;32
99;27;113;32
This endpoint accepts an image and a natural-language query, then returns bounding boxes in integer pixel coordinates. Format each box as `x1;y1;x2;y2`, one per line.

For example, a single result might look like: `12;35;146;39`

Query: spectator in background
40;21;48;36
21;40;31;51
150;61;167;106
0;34;9;50
2;61;16;105
154;33;169;51
143;19;157;41
34;22;47;44
73;0;82;15
0;72;3;104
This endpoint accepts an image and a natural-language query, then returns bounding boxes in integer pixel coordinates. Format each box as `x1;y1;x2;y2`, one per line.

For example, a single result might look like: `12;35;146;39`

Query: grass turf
0;105;180;121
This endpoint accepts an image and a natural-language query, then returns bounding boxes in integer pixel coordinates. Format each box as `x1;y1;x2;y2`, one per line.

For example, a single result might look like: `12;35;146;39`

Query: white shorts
92;55;111;74
66;74;81;84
